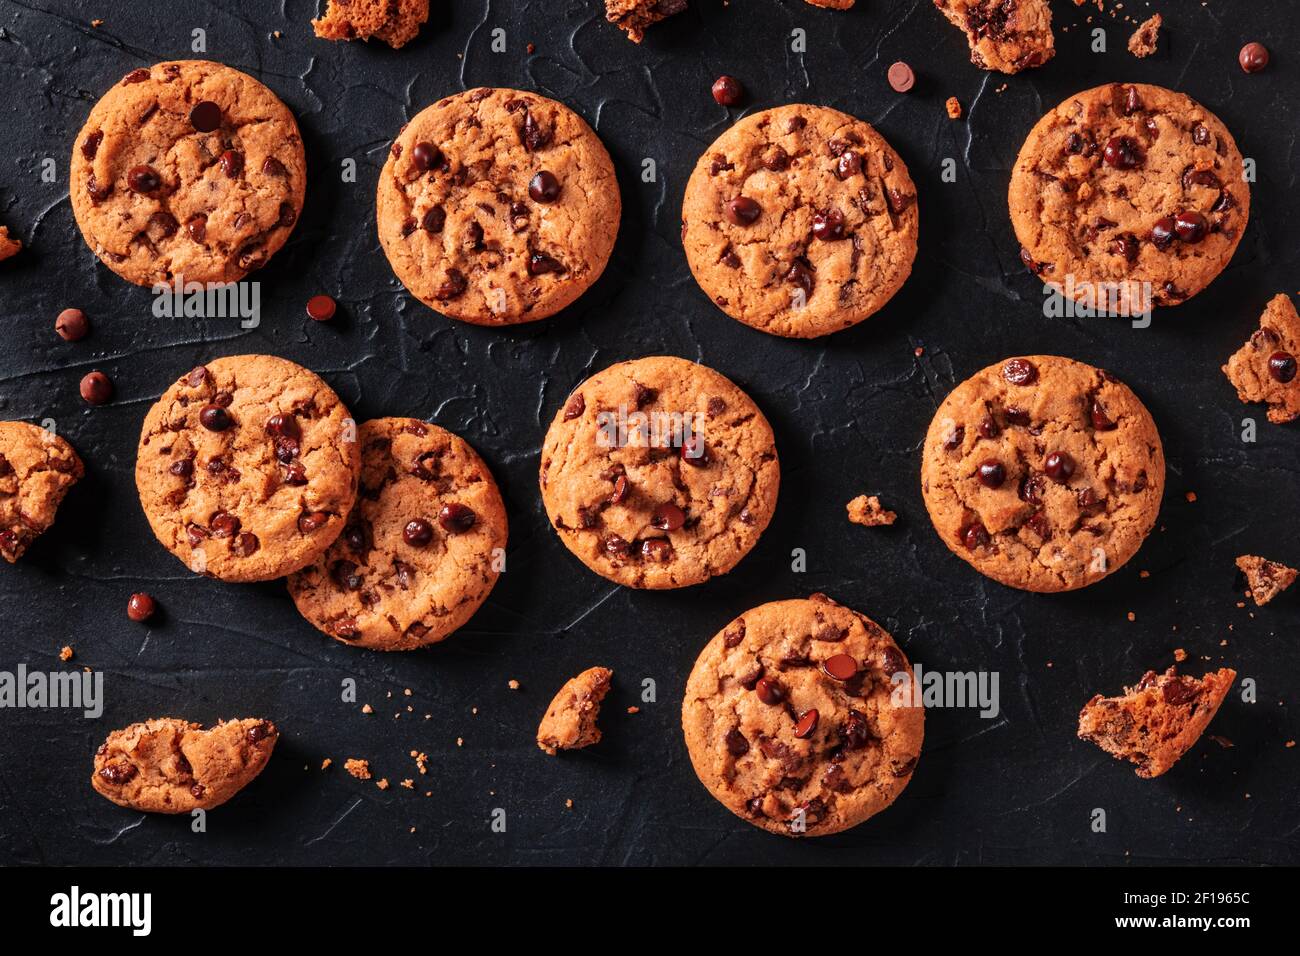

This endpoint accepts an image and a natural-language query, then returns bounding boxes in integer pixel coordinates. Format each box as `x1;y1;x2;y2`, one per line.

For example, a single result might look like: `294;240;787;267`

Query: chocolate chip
886;188;913;214
438;503;477;533
1239;42;1269;74
122;68;150;84
651;502;685;532
127;592;155;622
231;532;259;557
189;100;222;132
435;269;468;300
1269;351;1297;384
86;173;112;202
55;308;90;342
332;560;363;590
887;61;915;93
755;676;785;705
960;521;989;550
793;709;819;739
262;156;288;177
522;110;550;151
282;461;307;485
811;208;846;242
412;142;442;171
943;425;965;450
169;457;194;479
81;129;102;160
127;164;161;193
1044;451;1075;483
298;511;329;533
1173;210;1208;244
841;710;872;750
403;518;434;546
977;460;1006;489
98;762;137;786
199;405;232;431
1102;136;1144;170
563;392;585;421
785;257;814;297
822;654;857;681
723;621;745;648
528;170;560;203
1150;216;1176;250
724;196;761;226
528;252;565;275
1192;124;1211;146
1090;399;1117;430
1121;85;1143;115
836;150;862;180
633;383;658;408
603;533;630;558
1002;358;1038;386
638;537;671;562
186;214;207;242
725;727;750;756
711;75;744;106
80;371;113;405
219;150;244;178
1162;677;1198;705
265;414;300;442
680;432;709;466
306;294;336;322
761;146;790;172
608;474;629;505
1110;233;1139;263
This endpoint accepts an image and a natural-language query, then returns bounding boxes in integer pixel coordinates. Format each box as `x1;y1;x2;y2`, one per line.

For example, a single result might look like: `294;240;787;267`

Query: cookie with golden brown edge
681;104;918;338
287;417;508;651
70;60;306;287
921;356;1164;592
1235;555;1297;606
135;355;361;583
605;0;686;42
1010;83;1249;316
934;0;1055;74
537;666;613;755
0;421;83;563
539;356;779;589
312;0;429;48
682;595;924;838
376;87;620;326
1222;294;1300;424
92;717;277;812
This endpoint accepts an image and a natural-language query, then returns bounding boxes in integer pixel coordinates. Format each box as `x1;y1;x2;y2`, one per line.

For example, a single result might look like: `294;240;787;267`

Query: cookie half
135;355;361;582
921;355;1164;592
376;87;620;326
682;104;918;338
71;60;306;287
682;595;924;838
1009;83;1249;315
1222;294;1300;424
539;356;779;589
0;421;84;563
288;418;508;651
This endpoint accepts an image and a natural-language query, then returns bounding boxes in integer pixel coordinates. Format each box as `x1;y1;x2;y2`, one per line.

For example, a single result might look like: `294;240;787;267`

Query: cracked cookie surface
312;0;429;49
681;104;918;338
933;0;1054;74
135;355;361;583
376;87;620;326
92;717;277;812
540;356;779;589
1010;83;1249;315
0;421;84;563
1222;294;1300;424
682;595;924;838
288;417;507;651
921;355;1164;592
71;60;306;287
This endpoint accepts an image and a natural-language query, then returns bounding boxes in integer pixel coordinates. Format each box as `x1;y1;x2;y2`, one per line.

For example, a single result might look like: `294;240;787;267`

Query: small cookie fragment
1222;294;1300;424
1077;667;1236;778
605;0;686;43
805;0;855;7
92;717;277;812
0;225;21;261
0;421;84;563
312;0;429;49
945;96;962;120
933;0;1055;74
537;666;613;755
846;494;896;527
1127;13;1161;58
345;758;371;779
1236;554;1298;606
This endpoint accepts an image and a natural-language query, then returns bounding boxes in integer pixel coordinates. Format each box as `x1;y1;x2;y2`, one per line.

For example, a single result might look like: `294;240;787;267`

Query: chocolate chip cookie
1236;555;1297;606
312;0;429;48
539;356;779;589
135;355;361;583
934;0;1055;74
682;105;918;338
682;595;924;838
921;356;1164;592
1010;84;1249;315
376;87;620;326
605;0;687;42
537;666;613;755
1222;294;1300;424
287;417;508;651
0;421;84;563
71;60;306;287
92;717;277;812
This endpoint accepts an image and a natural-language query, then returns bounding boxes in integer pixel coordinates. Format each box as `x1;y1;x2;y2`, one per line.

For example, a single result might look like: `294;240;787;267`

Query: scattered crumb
376;778;390;790
913;346;924;357
508;679;520;691
1236;554;1298;606
321;758;333;771
627;705;640;714
404;688;412;696
1046;661;1054;668
1185;491;1197;503
59;646;73;662
0;226;21;261
1173;648;1187;663
1127;13;1161;58
565;798;574;809
412;751;428;774
1140;570;1150;579
90;19;104;27
846;494;897;527
1286;740;1296;749
1126;611;1136;622
456;737;464;747
272;30;282;39
361;703;373;714
945;96;962;120
526;42;536;54
345;758;371;780
409;826;416;833
400;778;414;789
994;83;1008;94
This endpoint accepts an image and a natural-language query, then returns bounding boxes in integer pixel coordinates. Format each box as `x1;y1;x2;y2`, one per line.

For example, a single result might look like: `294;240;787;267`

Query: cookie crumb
400;778;414;789
344;758;371;780
90;18;104;27
376;778;389;790
361;703;373;714
537;666;613;755
1140;570;1150;579
1127;612;1136;622
526;42;536;54
1173;648;1187;663
59;646;73;662
456;736;464;747
1185;491;1197;503
605;0;686;43
565;798;574;809
945;96;962;120
321;758;332;770
1236;554;1298;606
0;226;23;262
412;751;428;774
508;679;520;690
846;494;897;527
403;688;412;697
312;0;428;49
626;705;640;714
1127;13;1161;58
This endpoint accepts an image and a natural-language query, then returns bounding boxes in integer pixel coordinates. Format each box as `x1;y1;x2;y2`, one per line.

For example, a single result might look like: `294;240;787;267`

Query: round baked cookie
682;595;924;838
376;87;620;325
71;60;306;287
1009;83;1249;315
539;356;779;589
920;355;1164;592
287;418;508;651
681;104;918;338
135;355;361;583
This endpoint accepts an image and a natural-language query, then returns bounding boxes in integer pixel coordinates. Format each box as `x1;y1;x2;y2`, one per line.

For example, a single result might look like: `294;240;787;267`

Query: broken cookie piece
0;421;83;563
846;494;897;527
1078;667;1235;778
1222;294;1300;424
0;225;20;262
312;0;429;49
605;0;686;43
1236;554;1297;606
537;666;612;755
933;0;1055;74
1127;13;1161;58
804;0;855;8
92;717;277;812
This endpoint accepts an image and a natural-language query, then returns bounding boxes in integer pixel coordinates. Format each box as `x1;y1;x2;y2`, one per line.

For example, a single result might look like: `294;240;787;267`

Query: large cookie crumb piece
0;225;21;261
846;494;896;527
1236;554;1297;606
605;0;686;42
70;61;306;287
1077;667;1235;778
682;595;924;837
287;417;508;651
537;667;613;755
540;356;779;589
92;717;277;812
933;0;1055;74
312;0;429;49
1127;13;1161;58
805;0;855;8
0;422;84;563
1222;294;1300;424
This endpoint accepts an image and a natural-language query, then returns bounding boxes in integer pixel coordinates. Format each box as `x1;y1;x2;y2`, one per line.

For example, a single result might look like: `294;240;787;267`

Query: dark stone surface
0;0;1296;866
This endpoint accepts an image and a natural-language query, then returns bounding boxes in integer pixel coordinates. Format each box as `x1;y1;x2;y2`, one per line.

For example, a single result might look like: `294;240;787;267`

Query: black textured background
0;0;1297;867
